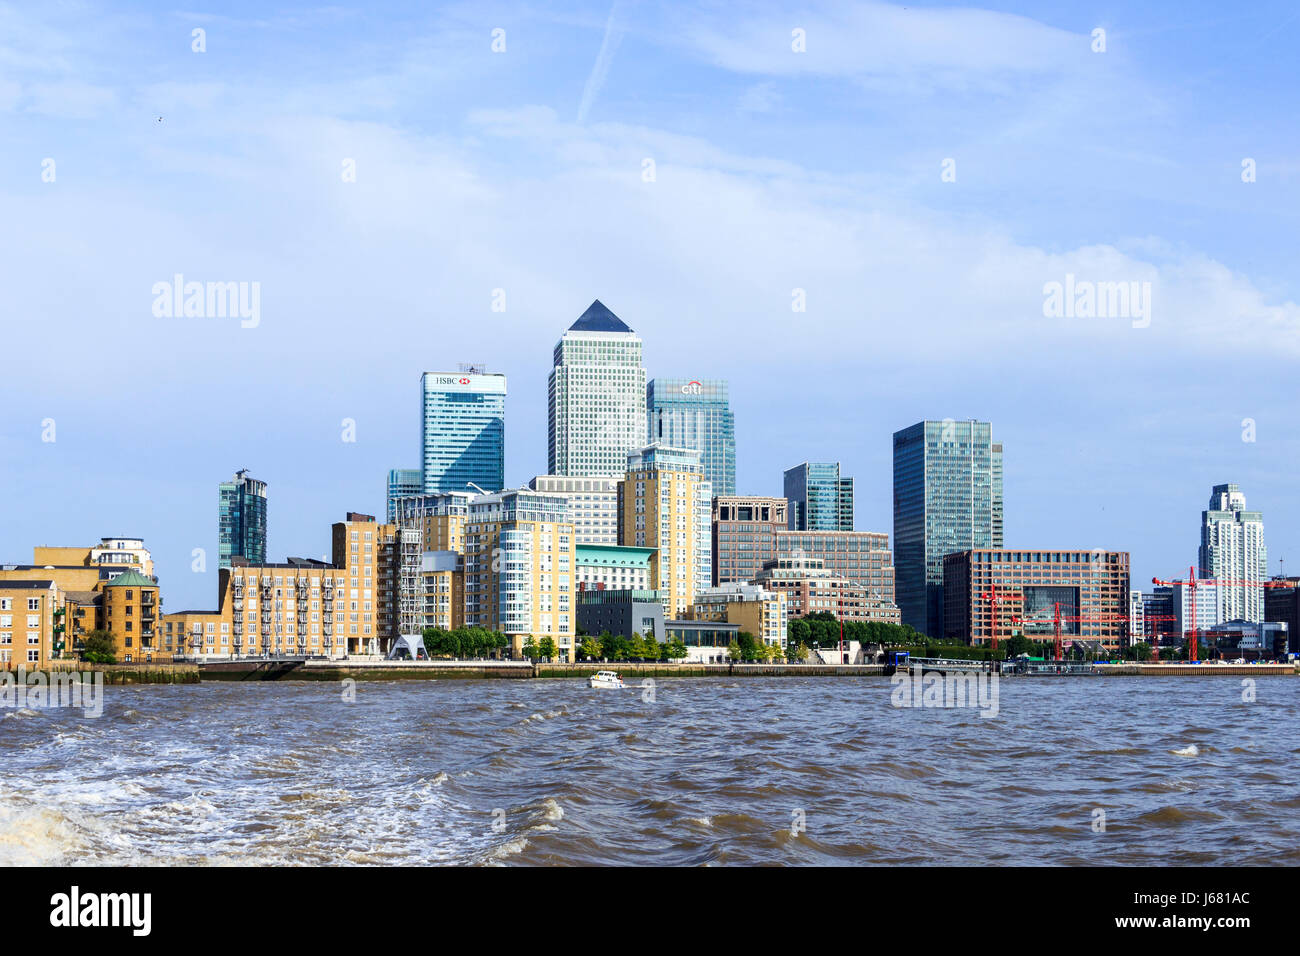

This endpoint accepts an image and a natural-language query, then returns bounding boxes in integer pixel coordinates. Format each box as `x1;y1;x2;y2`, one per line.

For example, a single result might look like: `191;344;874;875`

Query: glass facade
784;462;853;531
548;300;647;478
385;468;422;523
218;470;267;569
647;378;736;497
421;371;506;495
893;420;1003;637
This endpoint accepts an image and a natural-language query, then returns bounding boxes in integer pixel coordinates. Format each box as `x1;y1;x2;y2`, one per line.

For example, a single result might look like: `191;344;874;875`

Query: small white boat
588;670;624;689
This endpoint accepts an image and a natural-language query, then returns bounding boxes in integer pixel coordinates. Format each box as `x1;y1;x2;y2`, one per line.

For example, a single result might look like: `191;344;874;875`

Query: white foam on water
1172;744;1199;757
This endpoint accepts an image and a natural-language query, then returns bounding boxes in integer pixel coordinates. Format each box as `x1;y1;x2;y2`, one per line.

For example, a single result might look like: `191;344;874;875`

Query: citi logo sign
680;381;704;395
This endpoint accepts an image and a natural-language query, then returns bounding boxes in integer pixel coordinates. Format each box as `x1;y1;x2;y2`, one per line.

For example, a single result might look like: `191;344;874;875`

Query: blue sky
1;0;1297;612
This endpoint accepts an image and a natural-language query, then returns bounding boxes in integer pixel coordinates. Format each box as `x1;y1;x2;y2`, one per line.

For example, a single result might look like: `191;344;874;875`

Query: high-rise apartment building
548;300;647;477
784;462;853;532
893;420;1003;637
1199;483;1267;622
712;496;788;585
618;444;712;620
463;489;576;661
1171;579;1221;643
528;475;620;545
378;525;423;643
942;549;1130;651
647;378;735;496
218;470;267;569
1130;590;1144;649
386;468;422;523
420;367;506;495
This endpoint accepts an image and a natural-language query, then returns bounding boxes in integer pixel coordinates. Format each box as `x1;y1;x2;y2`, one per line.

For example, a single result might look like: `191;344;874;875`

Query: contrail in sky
577;2;625;123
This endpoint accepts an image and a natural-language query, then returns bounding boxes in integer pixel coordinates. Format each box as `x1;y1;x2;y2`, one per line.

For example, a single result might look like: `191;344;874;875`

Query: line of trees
577;631;689;662
787;613;930;651
422;626;510;659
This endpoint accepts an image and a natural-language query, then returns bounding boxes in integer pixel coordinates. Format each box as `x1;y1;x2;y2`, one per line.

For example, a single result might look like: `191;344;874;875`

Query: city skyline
6;305;1290;615
3;2;1296;614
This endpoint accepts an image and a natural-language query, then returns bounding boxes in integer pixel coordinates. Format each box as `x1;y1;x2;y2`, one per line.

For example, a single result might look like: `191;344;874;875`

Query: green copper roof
575;544;655;568
103;570;155;589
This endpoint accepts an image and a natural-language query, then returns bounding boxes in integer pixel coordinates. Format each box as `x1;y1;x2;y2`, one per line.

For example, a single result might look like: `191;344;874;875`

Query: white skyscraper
548;300;647;478
1199;483;1267;623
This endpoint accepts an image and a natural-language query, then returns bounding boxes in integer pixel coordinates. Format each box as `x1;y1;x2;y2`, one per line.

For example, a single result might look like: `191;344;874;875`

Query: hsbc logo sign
432;376;477;386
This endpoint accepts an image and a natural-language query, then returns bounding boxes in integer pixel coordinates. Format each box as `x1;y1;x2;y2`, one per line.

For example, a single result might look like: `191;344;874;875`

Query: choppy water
2;677;1297;865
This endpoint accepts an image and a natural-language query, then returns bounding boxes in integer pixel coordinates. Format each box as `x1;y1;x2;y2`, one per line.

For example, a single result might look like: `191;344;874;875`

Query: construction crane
1009;604;1138;662
1151;566;1291;662
979;582;1023;652
1142;614;1178;662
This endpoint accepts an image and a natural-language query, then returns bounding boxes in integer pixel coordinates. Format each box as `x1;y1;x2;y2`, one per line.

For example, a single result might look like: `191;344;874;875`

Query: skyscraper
421;367;506;495
218;469;267;569
548;300;647;477
1200;483;1267;622
618;444;712;620
385;468;422;523
647;378;735;496
783;462;853;531
893;420;1003;637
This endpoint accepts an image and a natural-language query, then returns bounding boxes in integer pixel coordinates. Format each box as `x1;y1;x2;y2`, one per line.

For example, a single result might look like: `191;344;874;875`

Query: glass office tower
892;420;1003;637
783;462;853;531
386;468;422;523
218;469;267;569
421;368;506;495
548;300;647;477
647;378;735;497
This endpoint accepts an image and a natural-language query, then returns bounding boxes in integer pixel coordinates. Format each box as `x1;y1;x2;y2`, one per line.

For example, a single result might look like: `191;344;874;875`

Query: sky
1;0;1297;613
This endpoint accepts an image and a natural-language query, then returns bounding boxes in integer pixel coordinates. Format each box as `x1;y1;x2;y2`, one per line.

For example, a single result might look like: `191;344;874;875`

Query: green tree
80;629;117;664
580;634;603;660
643;632;662;661
788;618;811;648
665;639;688;661
628;631;649;660
537;636;557;661
522;635;540;661
605;632;631;661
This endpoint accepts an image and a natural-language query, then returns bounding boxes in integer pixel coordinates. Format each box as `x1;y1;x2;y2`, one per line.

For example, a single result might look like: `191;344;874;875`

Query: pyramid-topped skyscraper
548;300;647;477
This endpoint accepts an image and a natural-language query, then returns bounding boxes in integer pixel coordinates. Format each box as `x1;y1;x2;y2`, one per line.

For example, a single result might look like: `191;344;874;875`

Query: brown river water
2;676;1297;865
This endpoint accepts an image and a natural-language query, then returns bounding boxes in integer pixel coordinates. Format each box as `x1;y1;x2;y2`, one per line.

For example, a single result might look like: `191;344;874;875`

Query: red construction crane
1151;567;1290;662
1142;614;1178;662
1010;605;1137;661
979;582;1023;652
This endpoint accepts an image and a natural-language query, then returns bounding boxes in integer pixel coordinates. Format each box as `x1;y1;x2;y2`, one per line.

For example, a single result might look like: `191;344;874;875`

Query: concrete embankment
194;659;1298;682
1;662;199;684
1095;663;1295;676
197;660;887;681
